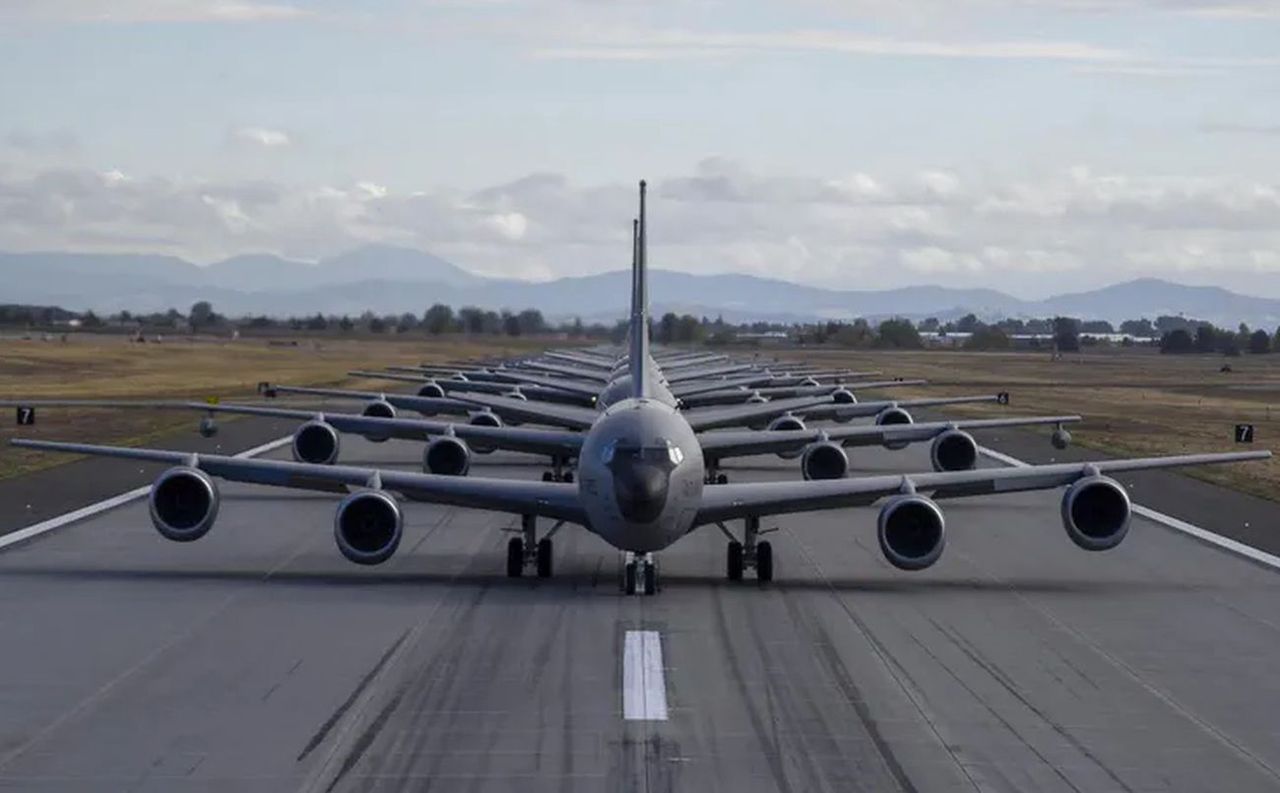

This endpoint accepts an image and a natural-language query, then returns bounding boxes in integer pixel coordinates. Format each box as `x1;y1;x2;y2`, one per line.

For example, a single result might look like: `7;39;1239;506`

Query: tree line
3;300;1277;355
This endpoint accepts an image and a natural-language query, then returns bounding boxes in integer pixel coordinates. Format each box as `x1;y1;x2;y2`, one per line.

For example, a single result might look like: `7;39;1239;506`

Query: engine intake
930;429;978;472
360;400;397;443
292;420;340;465
334;490;403;565
1061;475;1130;551
416;381;446;399
877;495;945;571
149;467;219;542
876;407;914;449
800;441;848;480
424;436;470;476
768;414;808;459
468;411;502;454
1052;427;1073;450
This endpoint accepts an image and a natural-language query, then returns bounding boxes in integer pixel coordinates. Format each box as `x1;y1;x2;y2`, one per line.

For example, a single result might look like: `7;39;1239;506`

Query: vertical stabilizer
629;181;650;399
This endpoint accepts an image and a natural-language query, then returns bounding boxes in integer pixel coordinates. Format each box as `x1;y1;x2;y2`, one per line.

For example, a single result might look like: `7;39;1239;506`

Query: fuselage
576;396;704;552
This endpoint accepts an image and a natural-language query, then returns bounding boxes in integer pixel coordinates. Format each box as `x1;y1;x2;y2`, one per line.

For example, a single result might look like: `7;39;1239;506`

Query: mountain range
3;246;1279;329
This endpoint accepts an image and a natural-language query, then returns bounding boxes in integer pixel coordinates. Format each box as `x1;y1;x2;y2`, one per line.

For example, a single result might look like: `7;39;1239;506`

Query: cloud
2;158;1279;295
229;126;294;149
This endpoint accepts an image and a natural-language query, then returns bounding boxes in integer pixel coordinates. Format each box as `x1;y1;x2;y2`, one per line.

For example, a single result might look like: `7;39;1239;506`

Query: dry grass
0;333;552;479
771;347;1280;501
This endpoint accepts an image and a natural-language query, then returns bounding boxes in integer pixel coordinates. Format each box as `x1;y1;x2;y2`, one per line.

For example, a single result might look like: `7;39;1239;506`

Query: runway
1;434;1279;791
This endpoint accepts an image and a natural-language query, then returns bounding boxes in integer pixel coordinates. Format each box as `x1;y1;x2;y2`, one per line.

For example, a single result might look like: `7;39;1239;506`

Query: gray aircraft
12;181;1270;594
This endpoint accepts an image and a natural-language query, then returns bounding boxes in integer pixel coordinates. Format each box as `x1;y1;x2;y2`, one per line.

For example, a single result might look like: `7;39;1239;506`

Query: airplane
12;181;1269;595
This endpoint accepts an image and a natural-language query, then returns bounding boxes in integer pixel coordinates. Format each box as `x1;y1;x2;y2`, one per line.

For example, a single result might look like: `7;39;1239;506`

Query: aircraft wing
693;451;1270;525
184;403;586;457
442;392;599;430
796;394;1004;422
697;415;1080;459
267;386;478;415
486;371;603;399
682;395;838;432
11;440;588;523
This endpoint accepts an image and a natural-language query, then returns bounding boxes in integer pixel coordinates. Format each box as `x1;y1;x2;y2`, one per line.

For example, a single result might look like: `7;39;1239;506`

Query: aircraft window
601;440;682;468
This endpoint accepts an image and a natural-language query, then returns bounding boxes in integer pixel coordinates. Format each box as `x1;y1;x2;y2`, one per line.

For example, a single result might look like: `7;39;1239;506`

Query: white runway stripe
978;445;1280;573
0;435;292;552
623;630;669;721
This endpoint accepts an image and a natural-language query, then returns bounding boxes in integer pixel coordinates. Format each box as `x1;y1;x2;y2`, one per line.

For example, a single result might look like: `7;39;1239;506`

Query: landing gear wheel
726;541;744;581
536;538;553;578
716;473;729;485
506;537;524;578
643;559;658;595
623;560;638;594
563;471;574;484
541;471;554;482
756;540;774;583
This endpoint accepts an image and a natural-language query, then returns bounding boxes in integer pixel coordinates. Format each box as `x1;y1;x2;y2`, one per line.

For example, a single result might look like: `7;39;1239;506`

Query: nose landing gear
621;552;659;595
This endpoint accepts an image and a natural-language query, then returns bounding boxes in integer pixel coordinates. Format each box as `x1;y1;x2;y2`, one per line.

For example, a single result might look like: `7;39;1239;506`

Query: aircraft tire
756;541;774;583
506;537;524;578
536;539;553;578
727;541;744;581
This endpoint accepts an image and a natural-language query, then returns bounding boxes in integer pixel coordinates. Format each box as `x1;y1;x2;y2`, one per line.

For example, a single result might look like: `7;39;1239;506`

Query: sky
1;0;1279;298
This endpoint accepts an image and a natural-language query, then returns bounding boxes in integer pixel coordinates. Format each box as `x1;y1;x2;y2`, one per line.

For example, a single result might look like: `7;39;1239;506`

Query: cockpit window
600;439;684;468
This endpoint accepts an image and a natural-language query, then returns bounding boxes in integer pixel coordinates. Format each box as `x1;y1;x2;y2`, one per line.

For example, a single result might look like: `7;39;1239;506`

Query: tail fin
629;180;650;399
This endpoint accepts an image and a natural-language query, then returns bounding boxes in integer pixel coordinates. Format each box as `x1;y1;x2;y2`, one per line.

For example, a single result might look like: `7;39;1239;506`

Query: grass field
0;333;552;479
770;347;1280;501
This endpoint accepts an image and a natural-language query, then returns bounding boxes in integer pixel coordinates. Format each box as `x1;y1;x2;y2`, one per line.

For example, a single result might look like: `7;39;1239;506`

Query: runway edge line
0;435;293;552
978;445;1280;572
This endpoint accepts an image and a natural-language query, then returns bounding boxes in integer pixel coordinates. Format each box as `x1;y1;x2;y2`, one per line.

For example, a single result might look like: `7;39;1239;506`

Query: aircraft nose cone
612;463;670;524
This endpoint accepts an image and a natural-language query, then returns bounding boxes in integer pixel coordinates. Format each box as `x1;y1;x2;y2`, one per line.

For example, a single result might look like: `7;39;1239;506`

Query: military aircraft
12;181;1270;594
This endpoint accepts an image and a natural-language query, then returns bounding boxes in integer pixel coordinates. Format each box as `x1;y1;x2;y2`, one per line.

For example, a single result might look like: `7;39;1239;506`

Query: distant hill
3;247;1279;328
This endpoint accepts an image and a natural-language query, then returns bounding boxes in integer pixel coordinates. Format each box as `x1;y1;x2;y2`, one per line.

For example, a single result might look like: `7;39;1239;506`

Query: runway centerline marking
978;445;1280;572
623;630;669;721
0;435;292;552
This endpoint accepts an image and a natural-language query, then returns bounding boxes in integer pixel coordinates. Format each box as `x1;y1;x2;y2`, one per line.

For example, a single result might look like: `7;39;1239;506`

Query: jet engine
292;420;340;465
877;495;946;571
800;441;849;480
149;467;219;542
467;411;503;454
334;490;403;565
360;399;397;443
416;381;446;399
875;406;914;450
768;414;807;459
424;436;470;476
746;392;769;404
198;416;218;438
929;429;978;472
830;388;857;424
799;376;821;387
1060;475;1131;551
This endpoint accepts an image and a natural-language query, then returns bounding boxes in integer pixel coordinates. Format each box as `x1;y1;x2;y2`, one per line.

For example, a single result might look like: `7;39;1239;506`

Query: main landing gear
719;516;774;583
506;514;564;579
703;460;729;485
541;456;576;483
621;552;659;595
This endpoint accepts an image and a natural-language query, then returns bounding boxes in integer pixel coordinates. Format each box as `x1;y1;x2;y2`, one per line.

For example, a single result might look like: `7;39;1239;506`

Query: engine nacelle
334;490;403;565
1060;475;1130;551
830;388;858;423
292;420;341;465
746;392;768;404
768;414;808;459
1052;427;1073;451
877;495;946;571
149;467;219;542
929;429;978;472
875;406;914;449
424;436;471;476
504;389;528;401
360;399;397;443
800;441;849;480
799;376;821;387
468;411;502;454
416;381;446;399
